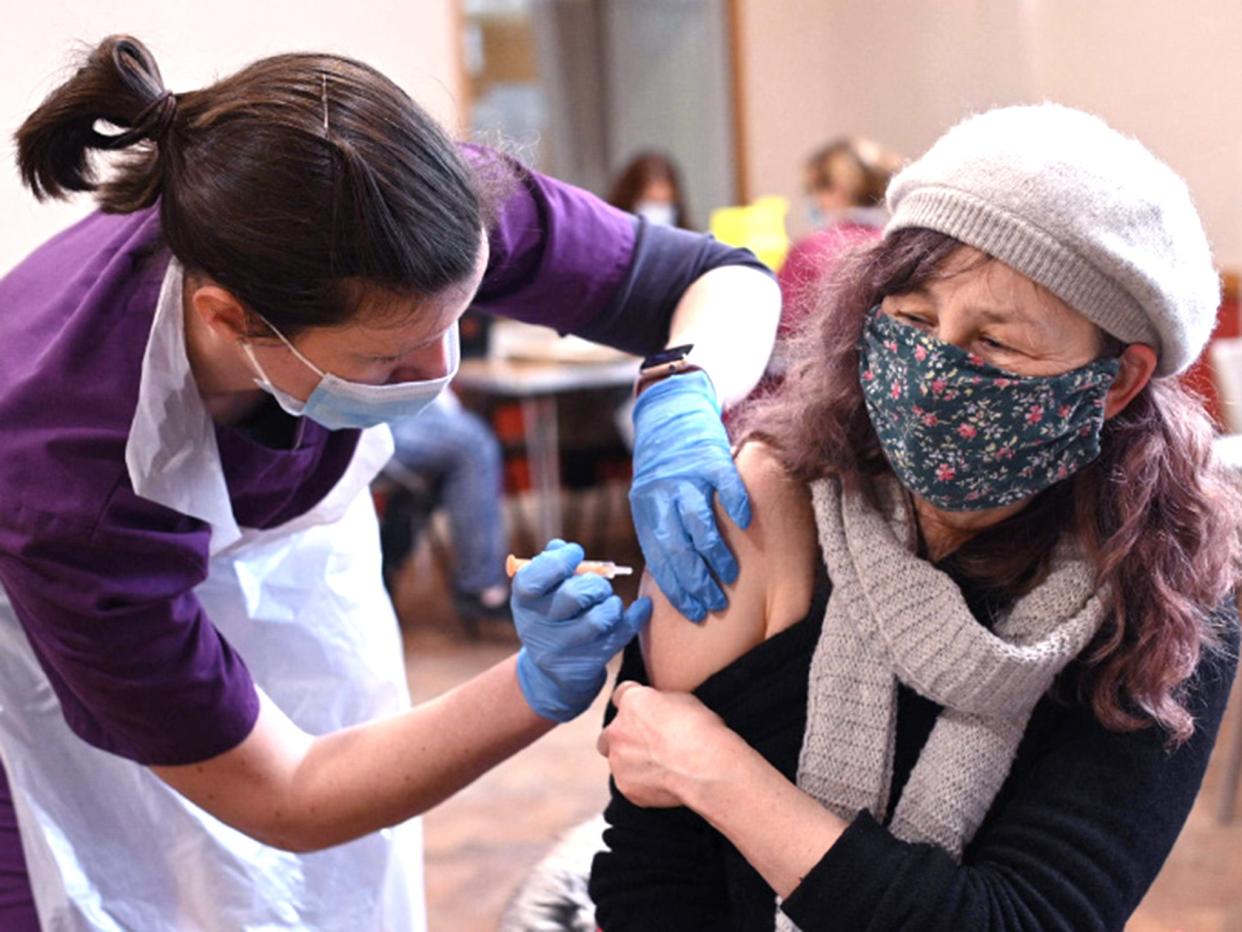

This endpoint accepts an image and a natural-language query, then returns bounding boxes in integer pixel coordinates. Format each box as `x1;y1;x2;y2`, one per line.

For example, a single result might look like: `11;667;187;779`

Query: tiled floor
395;501;1242;932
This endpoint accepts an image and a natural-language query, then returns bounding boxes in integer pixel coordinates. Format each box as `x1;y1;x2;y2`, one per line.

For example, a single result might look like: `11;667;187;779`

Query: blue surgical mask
241;318;460;431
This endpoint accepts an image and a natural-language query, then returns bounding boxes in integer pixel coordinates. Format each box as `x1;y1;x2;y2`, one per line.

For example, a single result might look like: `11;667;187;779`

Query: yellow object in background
709;195;790;273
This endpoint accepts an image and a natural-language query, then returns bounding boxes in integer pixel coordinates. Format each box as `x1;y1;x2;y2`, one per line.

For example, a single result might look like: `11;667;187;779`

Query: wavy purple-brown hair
735;227;1242;744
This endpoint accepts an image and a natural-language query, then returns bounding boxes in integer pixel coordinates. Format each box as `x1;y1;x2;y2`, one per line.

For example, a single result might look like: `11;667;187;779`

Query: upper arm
0;530;259;767
640;442;817;692
466;146;638;337
0;535;314;849
573;221;775;357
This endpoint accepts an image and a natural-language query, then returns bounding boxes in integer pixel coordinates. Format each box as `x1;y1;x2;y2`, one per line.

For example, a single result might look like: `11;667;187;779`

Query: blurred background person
607;151;694;230
384;391;511;623
777;137;902;338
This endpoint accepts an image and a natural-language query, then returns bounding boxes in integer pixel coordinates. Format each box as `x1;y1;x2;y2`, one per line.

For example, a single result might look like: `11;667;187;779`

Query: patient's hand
596;680;734;808
639;442;819;692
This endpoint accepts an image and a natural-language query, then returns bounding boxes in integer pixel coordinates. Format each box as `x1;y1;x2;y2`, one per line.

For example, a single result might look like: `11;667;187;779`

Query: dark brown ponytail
14;35;489;336
17;36;174;209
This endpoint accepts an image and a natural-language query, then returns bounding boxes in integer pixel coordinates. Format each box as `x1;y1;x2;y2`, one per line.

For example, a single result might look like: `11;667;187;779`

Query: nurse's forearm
666;265;780;407
295;655;553;848
154;654;553;852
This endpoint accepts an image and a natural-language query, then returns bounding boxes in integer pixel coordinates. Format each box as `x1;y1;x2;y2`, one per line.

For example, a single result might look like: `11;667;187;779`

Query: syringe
505;553;635;580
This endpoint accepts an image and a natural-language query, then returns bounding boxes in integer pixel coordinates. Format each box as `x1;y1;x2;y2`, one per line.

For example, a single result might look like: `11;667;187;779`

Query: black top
589;558;1239;931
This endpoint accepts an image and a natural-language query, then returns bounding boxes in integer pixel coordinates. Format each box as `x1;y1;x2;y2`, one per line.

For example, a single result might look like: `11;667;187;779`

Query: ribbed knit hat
886;104;1219;376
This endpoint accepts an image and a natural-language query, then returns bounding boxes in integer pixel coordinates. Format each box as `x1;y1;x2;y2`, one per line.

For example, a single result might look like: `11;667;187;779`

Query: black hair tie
97;90;177;151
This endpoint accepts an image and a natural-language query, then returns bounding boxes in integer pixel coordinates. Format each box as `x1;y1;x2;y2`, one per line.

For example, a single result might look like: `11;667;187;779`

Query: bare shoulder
732;442;814;528
729;442;819;635
640;441;819;693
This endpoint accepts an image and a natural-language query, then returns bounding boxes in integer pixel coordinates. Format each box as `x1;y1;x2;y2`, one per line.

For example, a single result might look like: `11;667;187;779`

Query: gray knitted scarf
775;475;1105;931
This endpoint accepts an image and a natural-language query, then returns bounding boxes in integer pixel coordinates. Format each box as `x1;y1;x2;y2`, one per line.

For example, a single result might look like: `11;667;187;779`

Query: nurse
0;36;778;931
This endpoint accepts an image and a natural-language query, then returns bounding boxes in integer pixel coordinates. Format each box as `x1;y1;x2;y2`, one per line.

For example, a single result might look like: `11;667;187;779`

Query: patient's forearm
677;728;848;897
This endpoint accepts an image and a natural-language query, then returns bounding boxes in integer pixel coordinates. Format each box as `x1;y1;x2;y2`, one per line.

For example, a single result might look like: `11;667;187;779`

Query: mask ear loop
238;341;276;388
249;314;328;379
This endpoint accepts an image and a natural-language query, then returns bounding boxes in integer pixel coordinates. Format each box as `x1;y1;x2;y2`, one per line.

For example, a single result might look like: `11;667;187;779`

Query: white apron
0;262;426;931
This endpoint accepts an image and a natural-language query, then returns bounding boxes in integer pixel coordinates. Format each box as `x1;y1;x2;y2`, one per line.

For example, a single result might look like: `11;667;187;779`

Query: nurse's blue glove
629;370;751;622
514;540;652;723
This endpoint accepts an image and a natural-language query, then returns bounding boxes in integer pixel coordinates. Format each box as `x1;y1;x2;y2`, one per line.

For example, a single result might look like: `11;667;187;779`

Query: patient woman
590;104;1242;931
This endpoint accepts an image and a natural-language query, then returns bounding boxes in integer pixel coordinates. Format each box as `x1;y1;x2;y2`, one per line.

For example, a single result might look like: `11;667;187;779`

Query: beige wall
1;1;463;274
735;0;1242;268
1025;1;1242;274
12;4;1240;270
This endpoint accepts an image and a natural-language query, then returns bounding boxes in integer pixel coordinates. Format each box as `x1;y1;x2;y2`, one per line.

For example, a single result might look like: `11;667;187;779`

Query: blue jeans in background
388;392;507;595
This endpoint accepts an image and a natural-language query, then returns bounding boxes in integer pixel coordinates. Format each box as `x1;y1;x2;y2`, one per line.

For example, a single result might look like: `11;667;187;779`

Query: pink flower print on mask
922;412;938;427
936;464;956;482
1027;405;1044;424
931;379;947;395
994;377;1011;388
957;423;977;439
863;368;875;382
891;381;902;400
914;345;928;362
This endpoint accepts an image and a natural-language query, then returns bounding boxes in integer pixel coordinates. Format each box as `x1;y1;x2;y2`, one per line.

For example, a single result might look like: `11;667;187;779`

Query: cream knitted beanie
886;104;1218;375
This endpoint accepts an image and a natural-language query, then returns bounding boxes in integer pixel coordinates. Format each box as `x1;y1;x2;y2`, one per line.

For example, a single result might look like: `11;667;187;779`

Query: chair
373;463;478;637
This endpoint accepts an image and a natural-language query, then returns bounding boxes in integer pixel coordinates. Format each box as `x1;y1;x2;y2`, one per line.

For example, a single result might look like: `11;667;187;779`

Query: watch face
642;344;694;370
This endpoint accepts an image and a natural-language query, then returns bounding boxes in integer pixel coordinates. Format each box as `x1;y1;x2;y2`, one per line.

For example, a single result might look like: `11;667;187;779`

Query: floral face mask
858;306;1121;511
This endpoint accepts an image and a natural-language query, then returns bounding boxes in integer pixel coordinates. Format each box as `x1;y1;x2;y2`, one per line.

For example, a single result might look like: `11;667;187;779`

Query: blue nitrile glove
629;370;751;622
513;540;652;722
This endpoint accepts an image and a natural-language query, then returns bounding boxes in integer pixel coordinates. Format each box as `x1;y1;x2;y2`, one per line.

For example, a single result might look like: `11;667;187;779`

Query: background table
453;356;640;544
